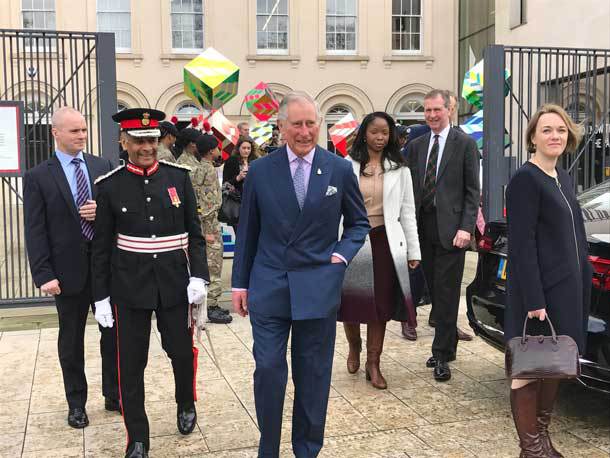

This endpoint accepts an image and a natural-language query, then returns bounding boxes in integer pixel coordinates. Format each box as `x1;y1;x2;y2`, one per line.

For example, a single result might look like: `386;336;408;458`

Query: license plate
497;258;507;281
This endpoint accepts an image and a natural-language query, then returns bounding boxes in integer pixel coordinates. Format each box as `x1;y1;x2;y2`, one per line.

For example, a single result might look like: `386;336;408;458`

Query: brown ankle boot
343;323;362;374
538;379;564;458
510;380;546;457
365;322;387;389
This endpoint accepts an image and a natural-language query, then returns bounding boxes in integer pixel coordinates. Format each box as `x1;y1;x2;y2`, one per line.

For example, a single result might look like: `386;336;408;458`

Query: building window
256;0;289;54
326;0;357;53
394;94;425;124
171;0;204;51
391;0;421;53
97;0;131;51
22;0;56;30
509;0;527;29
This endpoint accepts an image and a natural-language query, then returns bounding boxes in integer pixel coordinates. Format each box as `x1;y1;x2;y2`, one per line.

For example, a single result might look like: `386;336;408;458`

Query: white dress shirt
425;124;451;177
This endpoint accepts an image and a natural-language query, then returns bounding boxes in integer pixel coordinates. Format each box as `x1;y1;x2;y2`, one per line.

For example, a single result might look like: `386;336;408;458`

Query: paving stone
3;295;609;457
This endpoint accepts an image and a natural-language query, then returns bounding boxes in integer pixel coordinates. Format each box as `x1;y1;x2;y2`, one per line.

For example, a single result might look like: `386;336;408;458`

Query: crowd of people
21;87;591;458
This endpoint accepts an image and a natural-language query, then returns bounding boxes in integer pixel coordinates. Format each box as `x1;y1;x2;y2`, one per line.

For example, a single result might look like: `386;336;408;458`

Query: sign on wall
0;101;26;176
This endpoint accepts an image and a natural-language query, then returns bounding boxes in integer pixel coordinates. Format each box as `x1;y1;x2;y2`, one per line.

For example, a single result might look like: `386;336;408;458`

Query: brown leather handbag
505;315;580;379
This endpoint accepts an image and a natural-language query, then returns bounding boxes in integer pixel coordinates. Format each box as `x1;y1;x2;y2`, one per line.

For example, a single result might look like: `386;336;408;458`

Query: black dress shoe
208;306;233;324
177;403;197;435
67;407;89;428
426;355;456;368
125;441;148;458
426;356;438;368
433;361;451;382
105;397;121;413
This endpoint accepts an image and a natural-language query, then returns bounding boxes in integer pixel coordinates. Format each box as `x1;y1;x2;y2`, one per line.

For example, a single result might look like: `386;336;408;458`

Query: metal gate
0;28;117;307
482;45;610;223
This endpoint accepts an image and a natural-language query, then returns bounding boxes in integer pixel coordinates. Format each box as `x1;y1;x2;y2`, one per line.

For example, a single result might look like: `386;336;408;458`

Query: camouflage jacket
157;143;176;163
198;159;222;235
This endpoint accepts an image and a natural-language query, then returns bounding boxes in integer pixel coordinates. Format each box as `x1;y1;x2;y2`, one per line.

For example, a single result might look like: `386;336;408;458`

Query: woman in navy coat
505;104;592;458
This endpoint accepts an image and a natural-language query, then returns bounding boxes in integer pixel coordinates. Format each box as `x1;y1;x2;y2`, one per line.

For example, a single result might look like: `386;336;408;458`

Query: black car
466;179;610;394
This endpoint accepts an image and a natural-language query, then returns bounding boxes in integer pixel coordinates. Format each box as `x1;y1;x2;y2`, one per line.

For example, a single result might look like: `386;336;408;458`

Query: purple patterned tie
71;158;94;240
293;158;306;210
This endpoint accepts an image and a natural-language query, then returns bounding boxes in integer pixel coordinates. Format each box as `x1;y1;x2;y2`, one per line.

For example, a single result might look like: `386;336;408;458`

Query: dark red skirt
338;225;417;325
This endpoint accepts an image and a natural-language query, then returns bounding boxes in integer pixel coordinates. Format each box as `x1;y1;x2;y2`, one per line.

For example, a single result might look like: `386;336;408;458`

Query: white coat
343;157;421;299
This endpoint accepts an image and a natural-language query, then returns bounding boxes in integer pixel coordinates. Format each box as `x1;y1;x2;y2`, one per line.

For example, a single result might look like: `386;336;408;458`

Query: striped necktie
71;158;94;240
422;134;439;211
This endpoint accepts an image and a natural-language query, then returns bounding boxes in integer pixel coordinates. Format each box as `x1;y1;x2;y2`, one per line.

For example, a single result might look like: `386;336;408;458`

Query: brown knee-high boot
538;379;563;458
365;322;387;389
510;380;546;458
343;323;362;374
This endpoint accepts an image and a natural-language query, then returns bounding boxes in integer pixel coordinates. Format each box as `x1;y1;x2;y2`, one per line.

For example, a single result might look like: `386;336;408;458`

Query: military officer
178;131;231;324
195;133;228;322
91;108;209;458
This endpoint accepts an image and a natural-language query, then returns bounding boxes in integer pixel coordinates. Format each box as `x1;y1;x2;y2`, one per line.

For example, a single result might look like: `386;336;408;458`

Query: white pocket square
325;186;337;197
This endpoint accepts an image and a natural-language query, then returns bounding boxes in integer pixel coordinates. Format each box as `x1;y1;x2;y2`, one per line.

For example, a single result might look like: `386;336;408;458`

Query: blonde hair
526;104;583;154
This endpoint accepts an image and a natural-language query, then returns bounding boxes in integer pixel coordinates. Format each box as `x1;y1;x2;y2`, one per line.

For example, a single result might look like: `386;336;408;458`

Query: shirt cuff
232;288;248;291
332;252;348;265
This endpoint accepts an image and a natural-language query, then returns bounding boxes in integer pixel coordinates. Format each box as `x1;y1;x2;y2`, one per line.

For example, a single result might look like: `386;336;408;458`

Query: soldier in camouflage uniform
157;121;178;163
195;134;230;323
177;131;231;324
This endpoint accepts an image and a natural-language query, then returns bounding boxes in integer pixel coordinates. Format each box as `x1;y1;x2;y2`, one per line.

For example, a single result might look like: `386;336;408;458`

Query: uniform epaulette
94;164;125;184
159;160;191;171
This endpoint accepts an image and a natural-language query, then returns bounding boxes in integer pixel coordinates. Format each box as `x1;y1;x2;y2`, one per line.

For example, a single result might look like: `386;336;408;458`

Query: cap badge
141;112;150;126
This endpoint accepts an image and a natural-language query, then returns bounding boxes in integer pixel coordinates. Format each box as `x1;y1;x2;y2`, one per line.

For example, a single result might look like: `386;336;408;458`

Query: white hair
277;91;321;122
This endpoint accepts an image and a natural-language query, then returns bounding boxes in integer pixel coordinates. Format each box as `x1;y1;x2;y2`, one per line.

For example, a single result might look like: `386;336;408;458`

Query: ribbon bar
117;233;188;253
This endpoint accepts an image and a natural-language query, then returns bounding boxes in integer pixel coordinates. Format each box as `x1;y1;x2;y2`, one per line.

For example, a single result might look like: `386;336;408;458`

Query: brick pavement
0;300;609;457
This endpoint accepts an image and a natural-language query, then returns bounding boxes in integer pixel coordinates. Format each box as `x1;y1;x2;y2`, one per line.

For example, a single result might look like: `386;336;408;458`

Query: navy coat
231;146;370;320
505;162;593;351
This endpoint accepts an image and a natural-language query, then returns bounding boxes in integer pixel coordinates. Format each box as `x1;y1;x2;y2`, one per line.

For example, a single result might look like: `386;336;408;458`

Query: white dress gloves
187;277;208;305
94;297;114;328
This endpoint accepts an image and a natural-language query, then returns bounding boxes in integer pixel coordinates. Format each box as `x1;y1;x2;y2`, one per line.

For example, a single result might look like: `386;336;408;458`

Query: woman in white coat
338;112;421;389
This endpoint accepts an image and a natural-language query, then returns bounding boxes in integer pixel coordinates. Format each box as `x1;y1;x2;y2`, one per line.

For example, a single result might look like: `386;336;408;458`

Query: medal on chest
167;187;181;208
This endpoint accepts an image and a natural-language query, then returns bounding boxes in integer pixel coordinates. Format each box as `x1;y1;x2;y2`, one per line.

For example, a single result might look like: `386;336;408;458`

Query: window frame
170;0;205;53
256;0;290;55
391;0;423;55
21;0;56;31
325;0;358;55
96;0;132;53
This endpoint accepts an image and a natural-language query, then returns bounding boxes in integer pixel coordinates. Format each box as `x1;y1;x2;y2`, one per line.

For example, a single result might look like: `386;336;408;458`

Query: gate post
96;32;119;165
482;44;509;223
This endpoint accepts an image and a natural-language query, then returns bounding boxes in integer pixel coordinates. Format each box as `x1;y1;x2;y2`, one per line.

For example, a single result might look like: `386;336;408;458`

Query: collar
286;144;315;165
55;150;84;166
430;124;451;141
126;160;160;176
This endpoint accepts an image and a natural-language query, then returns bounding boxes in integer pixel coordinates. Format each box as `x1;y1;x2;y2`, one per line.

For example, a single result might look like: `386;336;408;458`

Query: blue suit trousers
250;311;337;458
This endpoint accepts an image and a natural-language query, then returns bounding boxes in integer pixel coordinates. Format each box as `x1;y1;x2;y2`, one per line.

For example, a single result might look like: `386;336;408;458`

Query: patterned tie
422;134;440;211
293;157;306;210
71;158;94;240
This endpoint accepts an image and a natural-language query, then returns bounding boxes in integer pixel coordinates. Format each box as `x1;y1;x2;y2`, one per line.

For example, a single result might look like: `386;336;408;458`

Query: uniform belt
117;233;188;253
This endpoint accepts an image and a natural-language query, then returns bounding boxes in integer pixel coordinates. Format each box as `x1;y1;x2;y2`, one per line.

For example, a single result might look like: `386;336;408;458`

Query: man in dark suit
24;106;119;429
405;89;479;382
232;91;369;457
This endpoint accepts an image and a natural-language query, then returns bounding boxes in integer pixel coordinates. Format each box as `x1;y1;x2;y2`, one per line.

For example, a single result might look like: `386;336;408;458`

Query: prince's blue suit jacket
231;146;370;319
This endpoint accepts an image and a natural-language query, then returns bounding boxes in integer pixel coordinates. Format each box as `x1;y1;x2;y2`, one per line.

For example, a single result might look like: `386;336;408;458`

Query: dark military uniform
92;159;209;451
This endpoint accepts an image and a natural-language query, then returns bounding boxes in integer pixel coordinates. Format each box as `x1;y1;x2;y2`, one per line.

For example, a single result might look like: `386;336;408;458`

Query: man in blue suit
232;92;369;457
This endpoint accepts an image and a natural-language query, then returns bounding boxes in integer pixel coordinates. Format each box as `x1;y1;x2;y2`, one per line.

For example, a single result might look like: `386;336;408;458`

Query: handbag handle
521;313;558;344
